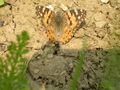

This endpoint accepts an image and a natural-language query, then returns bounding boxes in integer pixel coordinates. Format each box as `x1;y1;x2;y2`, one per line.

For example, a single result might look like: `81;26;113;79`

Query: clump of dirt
27;42;106;90
27;42;76;90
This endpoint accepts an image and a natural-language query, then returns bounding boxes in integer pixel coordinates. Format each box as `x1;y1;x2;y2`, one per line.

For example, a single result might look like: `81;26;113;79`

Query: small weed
0;31;29;90
0;0;4;6
100;80;113;90
69;38;87;90
69;48;85;90
100;49;120;90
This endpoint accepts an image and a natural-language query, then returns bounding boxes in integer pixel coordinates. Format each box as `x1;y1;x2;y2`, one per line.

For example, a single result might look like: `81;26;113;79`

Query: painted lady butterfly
36;6;86;44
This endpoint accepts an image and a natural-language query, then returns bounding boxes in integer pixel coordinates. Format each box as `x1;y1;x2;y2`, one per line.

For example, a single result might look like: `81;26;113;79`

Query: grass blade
69;48;85;90
69;37;87;90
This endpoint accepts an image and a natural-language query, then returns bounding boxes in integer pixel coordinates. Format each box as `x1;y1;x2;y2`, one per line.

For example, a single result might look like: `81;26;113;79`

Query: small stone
0;43;7;51
38;49;44;55
47;54;53;59
100;0;109;3
96;29;106;38
95;21;107;28
33;69;39;74
0;20;4;27
60;4;68;11
94;13;106;21
115;30;120;36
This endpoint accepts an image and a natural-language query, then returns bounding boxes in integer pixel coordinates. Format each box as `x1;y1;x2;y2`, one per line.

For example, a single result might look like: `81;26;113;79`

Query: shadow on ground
27;42;107;90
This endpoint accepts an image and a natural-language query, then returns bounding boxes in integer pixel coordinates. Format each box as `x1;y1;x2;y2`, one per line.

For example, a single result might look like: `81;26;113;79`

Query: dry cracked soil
0;0;120;90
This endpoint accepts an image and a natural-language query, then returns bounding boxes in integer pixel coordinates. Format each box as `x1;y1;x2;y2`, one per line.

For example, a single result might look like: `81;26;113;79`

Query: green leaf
20;58;27;62
17;34;21;43
0;30;30;90
8;42;17;54
101;80;114;90
0;0;4;6
0;57;4;73
21;31;29;41
19;42;29;49
69;49;85;90
21;49;29;54
69;37;87;90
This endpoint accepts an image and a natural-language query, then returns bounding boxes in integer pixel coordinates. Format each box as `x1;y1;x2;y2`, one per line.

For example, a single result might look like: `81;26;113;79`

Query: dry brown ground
0;0;119;90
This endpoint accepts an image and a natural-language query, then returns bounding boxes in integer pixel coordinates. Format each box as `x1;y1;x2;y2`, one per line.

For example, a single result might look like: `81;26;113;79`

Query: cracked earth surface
0;0;119;90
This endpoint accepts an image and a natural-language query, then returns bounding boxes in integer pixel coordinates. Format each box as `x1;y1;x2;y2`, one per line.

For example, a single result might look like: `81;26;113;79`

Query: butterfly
36;5;86;44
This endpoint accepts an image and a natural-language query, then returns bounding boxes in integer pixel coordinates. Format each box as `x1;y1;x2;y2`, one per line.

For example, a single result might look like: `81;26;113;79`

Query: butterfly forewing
36;6;57;42
36;6;55;27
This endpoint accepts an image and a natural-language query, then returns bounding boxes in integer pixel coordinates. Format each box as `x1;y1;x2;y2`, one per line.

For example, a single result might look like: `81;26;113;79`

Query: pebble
95;21;107;28
33;69;39;74
100;0;109;3
115;30;120;36
60;4;68;11
0;20;4;27
47;54;53;59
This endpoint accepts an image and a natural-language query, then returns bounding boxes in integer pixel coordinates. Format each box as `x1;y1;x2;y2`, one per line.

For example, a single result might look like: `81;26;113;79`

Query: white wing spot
40;13;43;16
74;9;78;15
46;5;54;11
42;7;45;13
78;16;81;20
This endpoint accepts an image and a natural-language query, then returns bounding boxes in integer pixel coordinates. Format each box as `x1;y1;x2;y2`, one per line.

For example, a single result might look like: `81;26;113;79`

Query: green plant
69;39;87;90
0;0;4;6
69;48;86;90
0;31;30;90
100;79;114;90
100;49;120;90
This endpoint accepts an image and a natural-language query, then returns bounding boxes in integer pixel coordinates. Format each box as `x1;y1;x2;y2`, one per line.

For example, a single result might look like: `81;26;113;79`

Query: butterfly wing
36;6;57;42
60;9;86;44
36;6;86;44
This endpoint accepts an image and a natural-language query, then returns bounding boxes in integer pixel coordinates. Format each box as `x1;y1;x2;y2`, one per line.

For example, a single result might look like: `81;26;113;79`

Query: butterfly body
36;6;86;44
